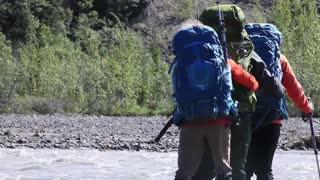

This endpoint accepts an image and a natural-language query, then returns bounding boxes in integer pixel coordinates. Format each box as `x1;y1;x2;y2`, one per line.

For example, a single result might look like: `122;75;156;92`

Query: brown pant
175;124;231;180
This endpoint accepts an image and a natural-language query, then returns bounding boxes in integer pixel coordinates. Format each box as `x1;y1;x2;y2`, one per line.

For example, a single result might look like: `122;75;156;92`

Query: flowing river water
0;148;318;180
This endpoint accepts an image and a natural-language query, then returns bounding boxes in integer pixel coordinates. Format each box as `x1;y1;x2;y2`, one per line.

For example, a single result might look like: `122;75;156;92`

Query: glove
302;112;313;122
228;101;240;126
302;98;314;122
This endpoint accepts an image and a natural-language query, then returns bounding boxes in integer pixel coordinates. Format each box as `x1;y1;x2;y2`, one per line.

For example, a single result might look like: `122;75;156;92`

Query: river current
0;148;318;180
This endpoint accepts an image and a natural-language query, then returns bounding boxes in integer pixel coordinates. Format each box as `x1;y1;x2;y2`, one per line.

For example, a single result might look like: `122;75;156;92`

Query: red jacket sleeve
280;54;313;113
227;59;259;91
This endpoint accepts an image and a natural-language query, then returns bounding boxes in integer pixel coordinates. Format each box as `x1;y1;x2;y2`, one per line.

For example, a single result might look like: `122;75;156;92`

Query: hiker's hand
302;112;313;122
302;100;314;122
228;112;239;125
228;112;239;127
302;97;314;122
309;100;315;112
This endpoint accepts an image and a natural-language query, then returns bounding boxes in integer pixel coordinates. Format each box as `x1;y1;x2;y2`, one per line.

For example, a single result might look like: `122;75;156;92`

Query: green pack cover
199;4;256;112
199;4;245;42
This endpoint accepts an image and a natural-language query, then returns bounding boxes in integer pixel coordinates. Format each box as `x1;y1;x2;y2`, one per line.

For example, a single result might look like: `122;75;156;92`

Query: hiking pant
191;139;215;180
230;112;253;180
175;124;231;180
192;112;252;180
245;124;280;180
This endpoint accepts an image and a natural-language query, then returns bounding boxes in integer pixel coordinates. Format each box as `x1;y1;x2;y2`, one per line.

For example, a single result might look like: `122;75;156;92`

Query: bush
0;33;18;111
17;26;81;109
271;0;320;116
77;26;172;115
0;1;173;115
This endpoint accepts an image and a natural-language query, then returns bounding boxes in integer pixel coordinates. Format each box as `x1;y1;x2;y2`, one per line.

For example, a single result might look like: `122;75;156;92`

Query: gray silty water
0;148;318;180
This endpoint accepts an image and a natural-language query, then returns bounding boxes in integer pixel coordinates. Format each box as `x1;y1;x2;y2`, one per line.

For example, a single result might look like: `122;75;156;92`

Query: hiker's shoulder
280;54;289;63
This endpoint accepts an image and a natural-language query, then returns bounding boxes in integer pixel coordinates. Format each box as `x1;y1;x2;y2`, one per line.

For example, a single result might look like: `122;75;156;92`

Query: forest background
0;0;319;116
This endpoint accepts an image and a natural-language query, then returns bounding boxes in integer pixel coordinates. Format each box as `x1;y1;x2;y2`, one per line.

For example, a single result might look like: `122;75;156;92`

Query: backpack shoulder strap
250;51;285;99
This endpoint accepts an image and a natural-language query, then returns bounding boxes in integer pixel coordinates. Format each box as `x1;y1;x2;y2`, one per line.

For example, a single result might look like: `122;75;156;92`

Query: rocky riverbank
0;114;319;152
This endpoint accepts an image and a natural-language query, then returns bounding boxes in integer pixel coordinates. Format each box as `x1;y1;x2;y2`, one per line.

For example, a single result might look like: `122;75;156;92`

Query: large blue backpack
169;25;237;125
245;23;289;127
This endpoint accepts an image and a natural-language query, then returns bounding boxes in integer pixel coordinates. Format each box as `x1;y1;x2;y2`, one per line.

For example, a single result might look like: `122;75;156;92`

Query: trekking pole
303;97;320;179
154;107;176;143
216;0;228;64
154;116;174;143
308;113;320;179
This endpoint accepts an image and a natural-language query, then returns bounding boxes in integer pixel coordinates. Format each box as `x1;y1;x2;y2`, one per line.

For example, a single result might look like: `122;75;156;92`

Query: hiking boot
216;172;232;180
256;172;274;180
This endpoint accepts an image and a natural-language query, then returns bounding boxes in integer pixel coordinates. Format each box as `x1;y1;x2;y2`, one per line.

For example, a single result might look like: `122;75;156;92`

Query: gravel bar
0;114;319;152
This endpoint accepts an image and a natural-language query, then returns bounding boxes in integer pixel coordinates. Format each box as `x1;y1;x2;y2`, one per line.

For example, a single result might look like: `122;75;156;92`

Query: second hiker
170;19;259;180
192;4;285;180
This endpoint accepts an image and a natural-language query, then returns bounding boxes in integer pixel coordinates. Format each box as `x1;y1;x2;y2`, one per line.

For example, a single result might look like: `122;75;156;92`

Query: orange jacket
228;59;259;91
280;54;313;113
182;59;259;126
272;54;313;124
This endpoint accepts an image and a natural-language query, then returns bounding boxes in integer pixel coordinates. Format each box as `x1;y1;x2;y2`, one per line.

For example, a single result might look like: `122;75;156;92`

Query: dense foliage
0;0;319;116
0;0;172;115
271;0;320;115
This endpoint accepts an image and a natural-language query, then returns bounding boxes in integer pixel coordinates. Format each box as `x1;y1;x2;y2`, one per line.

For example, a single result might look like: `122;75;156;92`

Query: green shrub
17;26;83;112
0;1;173;115
271;0;320;116
0;33;18;110
78;26;172;115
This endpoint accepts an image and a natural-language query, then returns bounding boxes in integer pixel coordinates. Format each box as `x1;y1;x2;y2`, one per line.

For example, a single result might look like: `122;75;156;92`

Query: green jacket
229;30;256;112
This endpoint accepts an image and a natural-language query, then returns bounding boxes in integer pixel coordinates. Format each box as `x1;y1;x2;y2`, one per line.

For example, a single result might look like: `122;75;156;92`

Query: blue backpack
169;25;237;125
245;23;289;127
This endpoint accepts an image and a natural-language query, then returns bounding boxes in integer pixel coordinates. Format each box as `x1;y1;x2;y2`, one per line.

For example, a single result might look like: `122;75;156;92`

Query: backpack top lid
172;25;220;57
244;23;282;45
244;23;282;70
199;4;254;67
199;4;245;42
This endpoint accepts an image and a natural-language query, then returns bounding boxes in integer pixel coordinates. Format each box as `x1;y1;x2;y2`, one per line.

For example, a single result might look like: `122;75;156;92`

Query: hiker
244;23;314;180
192;5;285;180
171;19;259;180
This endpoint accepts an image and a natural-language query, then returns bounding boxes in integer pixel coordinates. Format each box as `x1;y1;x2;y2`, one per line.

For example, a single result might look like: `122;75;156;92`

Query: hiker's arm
250;52;285;98
227;59;259;91
280;54;313;113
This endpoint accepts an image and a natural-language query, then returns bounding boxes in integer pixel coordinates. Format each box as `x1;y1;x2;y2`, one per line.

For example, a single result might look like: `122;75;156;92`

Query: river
0;148;318;180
